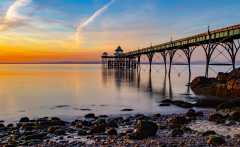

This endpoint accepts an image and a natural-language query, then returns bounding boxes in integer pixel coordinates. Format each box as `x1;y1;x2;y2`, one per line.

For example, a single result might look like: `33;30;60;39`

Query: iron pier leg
202;43;217;77
147;53;154;73
222;40;240;70
137;55;141;71
182;46;196;82
168;50;177;77
160;51;167;74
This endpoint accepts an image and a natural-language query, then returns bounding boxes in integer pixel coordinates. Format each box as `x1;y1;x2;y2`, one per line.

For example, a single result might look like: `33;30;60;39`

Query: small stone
19;117;30;123
230;111;240;121
202;130;216;136
7;124;14;128
128;120;158;139
153;113;161;118
84;113;95;119
121;108;134;112
208;113;225;123
106;128;117;136
54;129;66;136
78;129;88;136
168;116;189;128
171;128;184;137
186;109;196;117
159;103;170;106
0;123;5;128
207;135;225;145
48;126;58;134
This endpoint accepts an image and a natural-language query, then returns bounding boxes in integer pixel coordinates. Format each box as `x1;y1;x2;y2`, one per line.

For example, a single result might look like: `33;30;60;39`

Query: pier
102;46;137;69
102;24;240;77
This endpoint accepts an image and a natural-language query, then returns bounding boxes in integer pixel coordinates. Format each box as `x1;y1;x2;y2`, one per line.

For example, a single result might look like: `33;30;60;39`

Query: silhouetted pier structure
102;46;137;69
102;24;240;77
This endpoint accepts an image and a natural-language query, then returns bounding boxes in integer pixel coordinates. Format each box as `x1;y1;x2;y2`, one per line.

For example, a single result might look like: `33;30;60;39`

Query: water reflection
101;68;176;99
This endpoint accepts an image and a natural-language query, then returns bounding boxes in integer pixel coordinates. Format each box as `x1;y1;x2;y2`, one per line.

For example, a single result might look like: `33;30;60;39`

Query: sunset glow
0;0;240;63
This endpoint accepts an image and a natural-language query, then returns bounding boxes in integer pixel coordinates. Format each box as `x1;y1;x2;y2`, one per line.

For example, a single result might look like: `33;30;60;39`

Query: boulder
128;120;158;139
191;68;240;97
216;72;229;82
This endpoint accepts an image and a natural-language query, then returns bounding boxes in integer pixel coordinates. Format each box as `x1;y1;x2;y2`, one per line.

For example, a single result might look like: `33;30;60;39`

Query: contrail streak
0;0;31;31
75;0;115;43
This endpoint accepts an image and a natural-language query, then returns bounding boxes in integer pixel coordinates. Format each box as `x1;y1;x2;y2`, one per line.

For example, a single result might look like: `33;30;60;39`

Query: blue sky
0;0;240;62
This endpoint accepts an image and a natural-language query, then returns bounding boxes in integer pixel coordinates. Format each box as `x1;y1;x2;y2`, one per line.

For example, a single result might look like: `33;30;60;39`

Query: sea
0;64;232;123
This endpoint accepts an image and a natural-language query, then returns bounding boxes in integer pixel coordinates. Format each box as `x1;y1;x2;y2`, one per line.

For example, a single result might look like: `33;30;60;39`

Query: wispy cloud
0;0;31;31
75;0;115;43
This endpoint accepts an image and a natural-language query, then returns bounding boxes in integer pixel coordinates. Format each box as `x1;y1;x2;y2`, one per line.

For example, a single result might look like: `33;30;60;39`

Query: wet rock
0;123;5;128
208;113;225;123
99;115;109;118
159;103;170;106
217;99;240;112
172;100;193;108
217;72;230;82
19;117;30;123
207;135;225;145
84;113;96;119
135;114;149;120
168;116;189;128
90;124;106;134
128;120;158;139
121;108;134;112
79;108;92;111
77;129;88;136
202;130;216;136
7;124;14;128
230;111;240;121
191;68;240;97
107;119;118;128
153;113;161;118
171;128;184;137
24;133;47;140
186;109;196;117
47;126;58;134
161;99;173;104
51;117;61;121
106;128;117;136
54;128;66;136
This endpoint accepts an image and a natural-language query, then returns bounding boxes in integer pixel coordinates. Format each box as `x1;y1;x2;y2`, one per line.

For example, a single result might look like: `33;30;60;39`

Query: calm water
0;64;231;123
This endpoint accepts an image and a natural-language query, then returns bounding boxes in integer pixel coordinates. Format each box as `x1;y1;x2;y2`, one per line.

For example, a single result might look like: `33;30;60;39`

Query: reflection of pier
102;24;240;78
101;68;175;99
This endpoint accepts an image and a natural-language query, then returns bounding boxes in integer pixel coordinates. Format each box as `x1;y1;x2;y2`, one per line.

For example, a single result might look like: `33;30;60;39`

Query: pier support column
160;51;168;74
182;46;196;81
137;55;141;71
202;43;218;77
222;39;240;70
147;53;154;73
168;49;177;77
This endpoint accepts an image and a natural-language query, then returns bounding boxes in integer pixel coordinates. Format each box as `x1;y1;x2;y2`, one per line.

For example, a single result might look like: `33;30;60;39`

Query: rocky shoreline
191;68;240;97
0;106;240;146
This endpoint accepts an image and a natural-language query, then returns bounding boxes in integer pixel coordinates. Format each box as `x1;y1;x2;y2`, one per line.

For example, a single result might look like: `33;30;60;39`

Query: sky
0;0;240;63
